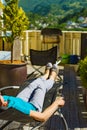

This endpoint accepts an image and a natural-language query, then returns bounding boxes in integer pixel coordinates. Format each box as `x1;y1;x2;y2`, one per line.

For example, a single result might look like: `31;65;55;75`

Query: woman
0;63;65;122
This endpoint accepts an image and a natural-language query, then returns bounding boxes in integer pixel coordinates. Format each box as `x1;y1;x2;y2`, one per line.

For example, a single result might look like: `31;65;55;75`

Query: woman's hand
55;97;65;107
0;95;8;107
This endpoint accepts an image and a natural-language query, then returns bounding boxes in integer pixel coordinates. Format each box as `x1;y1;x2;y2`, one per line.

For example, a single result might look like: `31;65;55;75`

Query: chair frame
0;81;62;130
0;60;68;130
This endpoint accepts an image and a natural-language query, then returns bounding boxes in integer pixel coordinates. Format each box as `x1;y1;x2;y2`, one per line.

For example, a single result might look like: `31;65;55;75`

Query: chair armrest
0;86;20;92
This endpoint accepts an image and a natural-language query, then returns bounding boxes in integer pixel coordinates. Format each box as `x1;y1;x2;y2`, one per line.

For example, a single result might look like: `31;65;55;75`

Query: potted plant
0;0;29;62
0;0;29;95
78;56;87;105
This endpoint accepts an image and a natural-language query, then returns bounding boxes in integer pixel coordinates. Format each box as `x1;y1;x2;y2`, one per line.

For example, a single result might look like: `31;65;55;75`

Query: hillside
19;0;87;14
19;0;87;30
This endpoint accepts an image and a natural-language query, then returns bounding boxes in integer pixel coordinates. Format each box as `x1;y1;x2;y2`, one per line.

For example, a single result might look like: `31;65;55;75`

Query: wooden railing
0;30;87;58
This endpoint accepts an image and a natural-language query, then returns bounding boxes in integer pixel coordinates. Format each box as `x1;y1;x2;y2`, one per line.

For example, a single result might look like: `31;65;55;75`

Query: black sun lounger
0;60;68;130
0;80;63;130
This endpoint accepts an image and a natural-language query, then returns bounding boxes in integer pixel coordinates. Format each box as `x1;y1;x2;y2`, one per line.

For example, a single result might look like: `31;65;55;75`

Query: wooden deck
0;64;87;130
40;65;87;130
62;65;87;130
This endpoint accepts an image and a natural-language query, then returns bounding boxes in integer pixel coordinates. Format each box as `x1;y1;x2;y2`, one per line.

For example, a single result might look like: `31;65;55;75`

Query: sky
1;0;5;4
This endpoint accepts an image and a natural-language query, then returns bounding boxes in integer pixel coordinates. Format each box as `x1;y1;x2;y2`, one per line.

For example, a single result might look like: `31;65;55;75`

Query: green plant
0;0;29;63
79;56;87;88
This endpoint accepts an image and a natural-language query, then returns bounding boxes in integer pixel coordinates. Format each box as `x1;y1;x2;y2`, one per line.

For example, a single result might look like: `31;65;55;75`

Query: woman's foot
44;62;52;79
49;64;58;80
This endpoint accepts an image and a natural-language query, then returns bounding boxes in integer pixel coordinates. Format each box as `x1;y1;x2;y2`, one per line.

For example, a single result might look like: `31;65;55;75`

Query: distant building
79;23;87;28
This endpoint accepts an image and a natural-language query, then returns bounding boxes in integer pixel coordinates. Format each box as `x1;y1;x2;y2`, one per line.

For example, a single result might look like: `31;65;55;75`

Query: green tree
0;0;29;63
79;56;87;88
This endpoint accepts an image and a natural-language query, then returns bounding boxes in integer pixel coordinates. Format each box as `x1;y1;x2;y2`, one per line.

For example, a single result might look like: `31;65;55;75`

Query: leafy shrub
79;56;87;88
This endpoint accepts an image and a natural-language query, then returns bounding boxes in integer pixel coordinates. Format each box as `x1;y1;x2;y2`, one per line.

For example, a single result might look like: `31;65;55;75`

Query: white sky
1;0;6;5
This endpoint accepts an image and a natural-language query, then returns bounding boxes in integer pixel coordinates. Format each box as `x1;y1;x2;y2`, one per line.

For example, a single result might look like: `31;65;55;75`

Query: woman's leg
49;64;58;80
43;62;52;79
44;64;58;91
29;64;58;112
17;75;49;102
17;62;52;102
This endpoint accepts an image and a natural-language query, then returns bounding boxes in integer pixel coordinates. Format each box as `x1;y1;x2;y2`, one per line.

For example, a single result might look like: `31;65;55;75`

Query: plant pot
69;55;79;64
0;61;27;96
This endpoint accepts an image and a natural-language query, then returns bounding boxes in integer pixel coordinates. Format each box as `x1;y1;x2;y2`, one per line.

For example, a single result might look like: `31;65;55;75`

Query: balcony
0;30;87;129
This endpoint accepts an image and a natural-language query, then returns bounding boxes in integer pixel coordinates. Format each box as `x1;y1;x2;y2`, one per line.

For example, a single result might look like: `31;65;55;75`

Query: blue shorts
3;96;37;115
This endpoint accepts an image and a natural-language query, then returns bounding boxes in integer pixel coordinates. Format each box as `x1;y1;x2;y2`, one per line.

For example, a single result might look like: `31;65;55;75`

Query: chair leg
33;66;43;75
27;66;43;79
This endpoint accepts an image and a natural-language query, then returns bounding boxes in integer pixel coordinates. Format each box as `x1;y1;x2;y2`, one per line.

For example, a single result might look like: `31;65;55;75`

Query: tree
0;0;29;63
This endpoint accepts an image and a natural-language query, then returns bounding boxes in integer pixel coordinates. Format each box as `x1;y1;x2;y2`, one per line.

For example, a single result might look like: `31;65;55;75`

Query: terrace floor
0;64;87;130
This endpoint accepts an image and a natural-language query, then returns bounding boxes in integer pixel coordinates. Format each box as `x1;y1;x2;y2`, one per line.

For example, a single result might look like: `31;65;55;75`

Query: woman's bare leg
43;62;52;79
49;64;58;81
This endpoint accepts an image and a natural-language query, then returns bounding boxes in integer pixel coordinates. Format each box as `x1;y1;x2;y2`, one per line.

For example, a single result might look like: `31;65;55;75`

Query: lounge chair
0;60;68;130
0;80;63;130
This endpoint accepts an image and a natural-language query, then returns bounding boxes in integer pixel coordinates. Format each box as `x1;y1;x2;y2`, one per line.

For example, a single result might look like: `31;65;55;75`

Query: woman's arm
30;97;65;122
0;95;8;107
0;95;65;122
